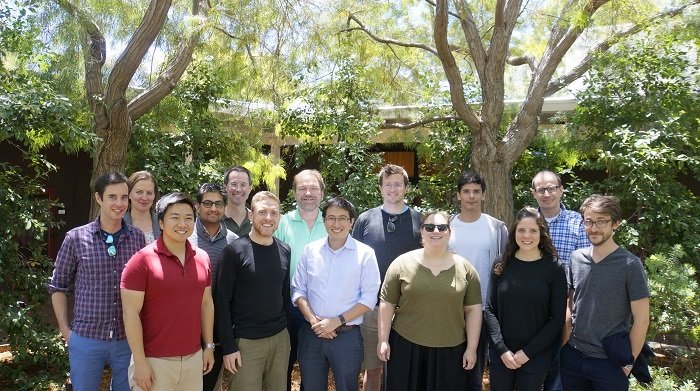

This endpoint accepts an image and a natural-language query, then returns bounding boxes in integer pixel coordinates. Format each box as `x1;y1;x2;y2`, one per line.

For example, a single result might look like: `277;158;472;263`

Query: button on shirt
48;218;146;340
544;204;590;268
291;236;380;325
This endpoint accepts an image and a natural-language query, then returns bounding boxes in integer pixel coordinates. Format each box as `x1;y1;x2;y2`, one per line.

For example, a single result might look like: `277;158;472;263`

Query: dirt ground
1;348;490;391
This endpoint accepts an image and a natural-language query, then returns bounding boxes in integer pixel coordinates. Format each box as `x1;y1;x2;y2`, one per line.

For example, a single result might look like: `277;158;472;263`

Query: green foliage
127;60;281;195
413;117;472;212
630;366;700;391
0;2;90;387
645;246;700;344
278;60;383;213
566;35;700;266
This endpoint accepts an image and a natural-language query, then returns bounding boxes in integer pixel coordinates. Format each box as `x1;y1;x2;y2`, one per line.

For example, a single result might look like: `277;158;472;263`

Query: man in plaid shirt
531;170;589;391
49;172;146;391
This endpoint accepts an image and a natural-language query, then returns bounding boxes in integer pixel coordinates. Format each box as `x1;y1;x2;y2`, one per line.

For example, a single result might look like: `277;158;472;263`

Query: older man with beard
275;169;329;391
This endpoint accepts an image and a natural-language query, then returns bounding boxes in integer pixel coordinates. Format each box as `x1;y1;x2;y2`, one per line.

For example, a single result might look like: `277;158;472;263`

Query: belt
335;325;358;334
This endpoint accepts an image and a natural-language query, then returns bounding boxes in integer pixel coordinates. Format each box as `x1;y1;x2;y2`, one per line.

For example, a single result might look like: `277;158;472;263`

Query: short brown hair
250;191;280;212
293;169;325;192
580;194;622;223
378;164;409;186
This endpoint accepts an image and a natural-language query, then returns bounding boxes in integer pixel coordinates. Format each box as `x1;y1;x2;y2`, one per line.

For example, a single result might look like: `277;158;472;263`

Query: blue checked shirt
48;218;146;340
544;204;590;269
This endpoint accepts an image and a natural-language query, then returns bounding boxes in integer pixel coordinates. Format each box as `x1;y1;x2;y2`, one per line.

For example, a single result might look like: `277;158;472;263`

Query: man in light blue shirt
291;197;381;391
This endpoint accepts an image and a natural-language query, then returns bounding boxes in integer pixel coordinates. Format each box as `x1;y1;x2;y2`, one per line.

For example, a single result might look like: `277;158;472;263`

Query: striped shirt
544;204;590;268
188;218;238;292
48;218;146;340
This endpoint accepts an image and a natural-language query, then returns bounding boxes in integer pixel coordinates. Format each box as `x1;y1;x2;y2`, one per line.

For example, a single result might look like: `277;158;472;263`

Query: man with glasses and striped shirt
531;170;590;391
49;172;147;391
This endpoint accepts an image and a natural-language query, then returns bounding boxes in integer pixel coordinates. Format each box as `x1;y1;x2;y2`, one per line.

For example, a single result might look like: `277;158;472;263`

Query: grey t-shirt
568;246;649;358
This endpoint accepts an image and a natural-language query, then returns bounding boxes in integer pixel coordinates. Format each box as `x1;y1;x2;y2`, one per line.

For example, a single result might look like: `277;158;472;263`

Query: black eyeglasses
387;215;398;233
583;219;612;228
534;185;561;195
105;234;117;257
201;200;225;209
422;224;450;232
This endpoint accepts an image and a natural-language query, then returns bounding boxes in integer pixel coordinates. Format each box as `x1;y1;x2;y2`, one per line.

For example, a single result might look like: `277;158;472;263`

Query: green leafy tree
567;35;700;266
343;0;699;223
0;2;92;388
127;60;284;194
278;61;384;213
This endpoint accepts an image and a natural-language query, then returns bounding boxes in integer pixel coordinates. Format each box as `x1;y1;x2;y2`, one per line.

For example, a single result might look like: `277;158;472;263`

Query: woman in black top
484;207;567;391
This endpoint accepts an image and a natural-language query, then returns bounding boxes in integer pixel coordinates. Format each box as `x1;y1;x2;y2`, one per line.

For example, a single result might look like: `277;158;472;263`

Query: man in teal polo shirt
275;169;328;391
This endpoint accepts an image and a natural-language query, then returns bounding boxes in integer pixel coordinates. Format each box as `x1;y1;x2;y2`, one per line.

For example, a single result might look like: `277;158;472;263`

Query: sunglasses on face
422;224;450;232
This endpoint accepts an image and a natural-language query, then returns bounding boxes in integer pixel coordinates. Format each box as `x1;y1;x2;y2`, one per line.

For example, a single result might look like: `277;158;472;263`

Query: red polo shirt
121;237;211;357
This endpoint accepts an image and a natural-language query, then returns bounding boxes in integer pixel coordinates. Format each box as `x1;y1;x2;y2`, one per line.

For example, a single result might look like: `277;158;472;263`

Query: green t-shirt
381;249;482;347
274;208;327;279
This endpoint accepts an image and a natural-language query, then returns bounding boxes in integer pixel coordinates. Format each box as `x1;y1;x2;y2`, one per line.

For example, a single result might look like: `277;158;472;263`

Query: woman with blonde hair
124;171;160;243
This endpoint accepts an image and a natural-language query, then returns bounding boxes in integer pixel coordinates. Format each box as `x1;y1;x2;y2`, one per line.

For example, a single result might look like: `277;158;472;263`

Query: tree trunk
89;98;133;218
469;124;514;225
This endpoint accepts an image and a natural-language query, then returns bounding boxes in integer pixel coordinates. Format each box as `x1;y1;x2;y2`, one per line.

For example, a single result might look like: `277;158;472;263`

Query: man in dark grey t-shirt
561;195;650;391
352;164;422;391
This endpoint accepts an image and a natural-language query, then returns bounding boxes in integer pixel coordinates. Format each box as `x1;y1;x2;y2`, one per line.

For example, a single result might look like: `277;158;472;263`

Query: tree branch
453;0;487;75
434;0;481;130
379;115;460;130
342;13;438;56
506;55;535;71
54;0;106;114
106;0;173;104
129;1;209;120
545;0;700;96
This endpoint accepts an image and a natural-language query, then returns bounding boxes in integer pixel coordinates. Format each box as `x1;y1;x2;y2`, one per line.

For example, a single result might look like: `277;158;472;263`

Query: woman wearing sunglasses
378;211;483;391
484;207;567;391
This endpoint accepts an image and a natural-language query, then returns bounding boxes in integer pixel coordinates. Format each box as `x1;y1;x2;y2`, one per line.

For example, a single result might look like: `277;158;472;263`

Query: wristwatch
624;364;633;372
204;342;216;350
338;314;347;326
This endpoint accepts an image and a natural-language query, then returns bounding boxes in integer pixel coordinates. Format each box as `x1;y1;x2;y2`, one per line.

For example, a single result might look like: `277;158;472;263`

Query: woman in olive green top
378;211;483;391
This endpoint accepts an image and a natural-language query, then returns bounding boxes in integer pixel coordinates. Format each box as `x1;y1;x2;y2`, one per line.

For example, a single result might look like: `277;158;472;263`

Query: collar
153;235;195;260
324;235;356;253
196;218;224;240
381;205;409;215
91;217;131;236
290;208;324;224
539;203;567;222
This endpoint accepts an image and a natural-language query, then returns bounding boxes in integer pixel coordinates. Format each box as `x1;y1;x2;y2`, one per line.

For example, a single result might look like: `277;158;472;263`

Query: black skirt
384;329;468;391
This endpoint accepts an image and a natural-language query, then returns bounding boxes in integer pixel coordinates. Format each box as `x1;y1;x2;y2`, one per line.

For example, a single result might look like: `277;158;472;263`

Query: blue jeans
298;322;363;391
68;332;131;391
560;343;629;391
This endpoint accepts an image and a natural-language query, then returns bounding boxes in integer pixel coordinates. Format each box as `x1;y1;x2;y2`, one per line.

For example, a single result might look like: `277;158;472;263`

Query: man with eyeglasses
291;197;380;391
48;172;146;391
216;191;292;391
275;169;329;391
188;183;239;391
223;166;253;236
531;170;589;391
561;195;649;391
448;171;508;390
351;164;422;391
